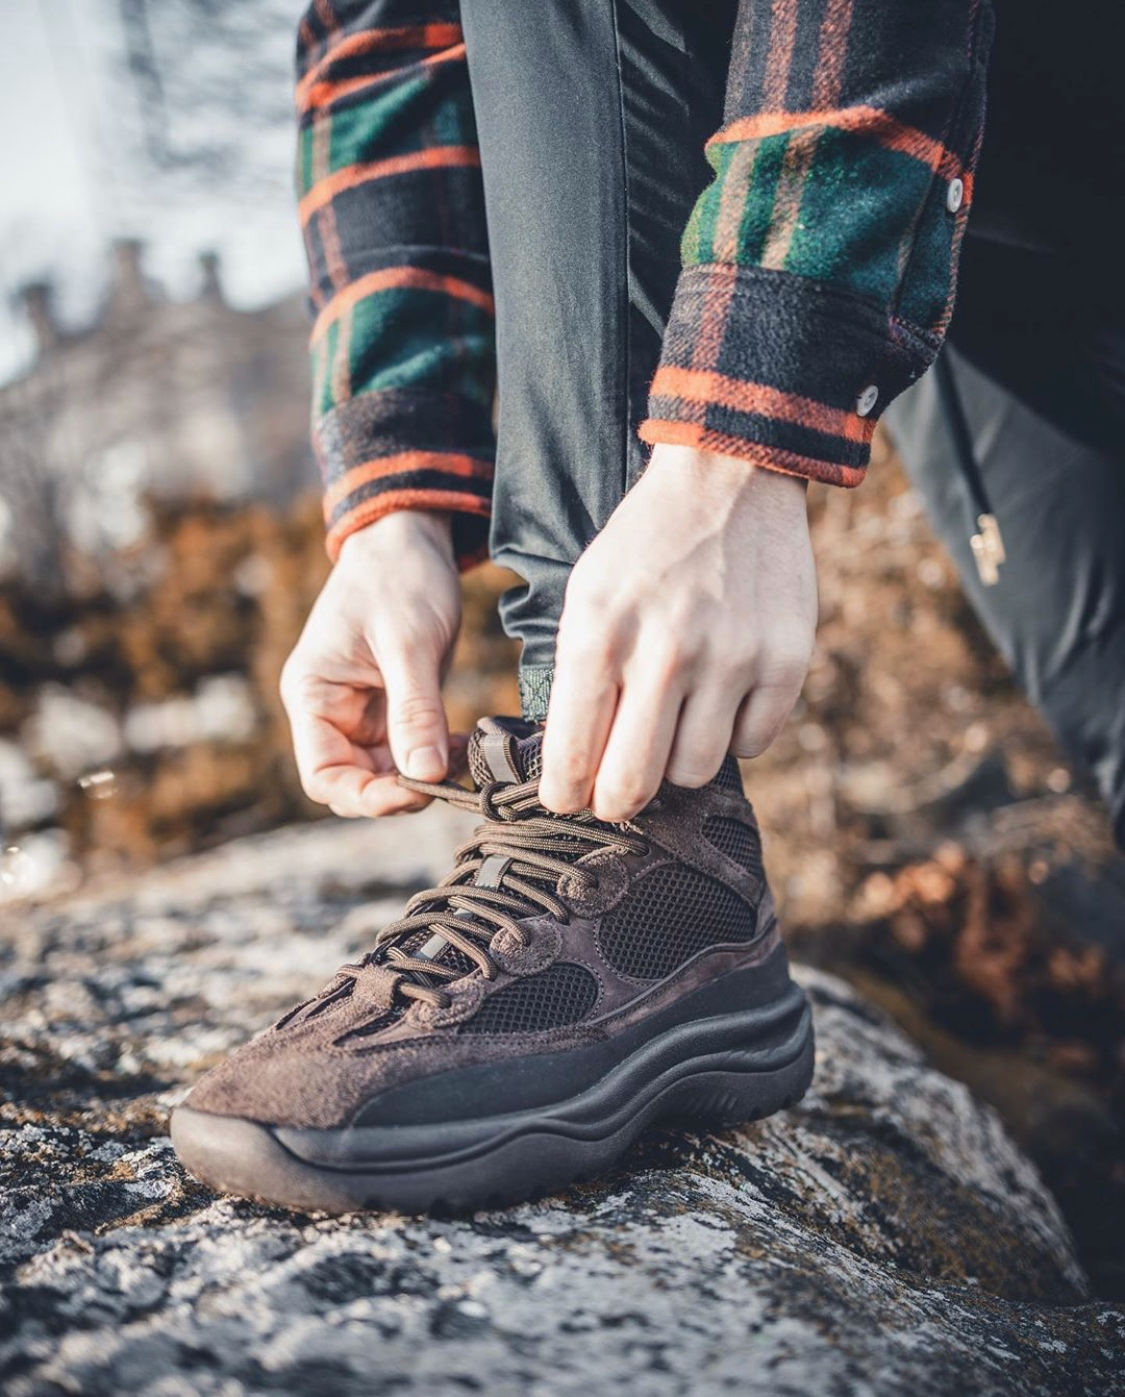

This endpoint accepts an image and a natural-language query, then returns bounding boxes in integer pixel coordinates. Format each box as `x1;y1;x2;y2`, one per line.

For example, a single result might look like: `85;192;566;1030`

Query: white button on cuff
946;177;964;213
856;384;879;417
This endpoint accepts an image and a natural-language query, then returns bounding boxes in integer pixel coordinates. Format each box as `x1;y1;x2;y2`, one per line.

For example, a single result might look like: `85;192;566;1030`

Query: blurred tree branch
112;0;297;193
119;0;169;166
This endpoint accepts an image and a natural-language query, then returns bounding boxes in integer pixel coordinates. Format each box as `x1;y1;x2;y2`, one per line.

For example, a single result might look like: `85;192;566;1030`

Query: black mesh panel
703;816;764;881
440;946;479;976
709;758;745;794
460;963;599;1034
519;740;542;781
598;865;757;980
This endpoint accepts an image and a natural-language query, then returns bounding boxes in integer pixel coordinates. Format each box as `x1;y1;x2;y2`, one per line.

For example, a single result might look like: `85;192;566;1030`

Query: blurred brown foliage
0;490;519;868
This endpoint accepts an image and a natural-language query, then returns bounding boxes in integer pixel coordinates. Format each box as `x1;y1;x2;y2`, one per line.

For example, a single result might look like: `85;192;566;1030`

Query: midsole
273;984;812;1174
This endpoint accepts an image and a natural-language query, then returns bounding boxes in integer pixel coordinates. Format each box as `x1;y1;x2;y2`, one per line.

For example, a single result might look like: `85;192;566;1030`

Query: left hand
539;443;818;822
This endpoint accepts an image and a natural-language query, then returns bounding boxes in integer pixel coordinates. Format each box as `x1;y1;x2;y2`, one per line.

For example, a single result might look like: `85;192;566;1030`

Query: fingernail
406;746;444;779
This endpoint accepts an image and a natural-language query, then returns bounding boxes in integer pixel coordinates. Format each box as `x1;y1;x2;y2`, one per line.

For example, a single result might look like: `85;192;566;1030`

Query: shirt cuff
639;263;937;486
315;387;494;568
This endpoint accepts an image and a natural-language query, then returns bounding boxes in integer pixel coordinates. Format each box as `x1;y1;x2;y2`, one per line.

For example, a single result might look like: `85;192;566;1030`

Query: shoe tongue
467;716;543;787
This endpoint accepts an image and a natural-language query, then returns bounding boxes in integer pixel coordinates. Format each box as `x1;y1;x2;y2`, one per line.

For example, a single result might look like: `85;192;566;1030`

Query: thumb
380;639;450;782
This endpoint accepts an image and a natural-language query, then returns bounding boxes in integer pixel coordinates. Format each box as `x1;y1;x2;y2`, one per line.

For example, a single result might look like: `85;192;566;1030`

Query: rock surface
1;810;1122;1396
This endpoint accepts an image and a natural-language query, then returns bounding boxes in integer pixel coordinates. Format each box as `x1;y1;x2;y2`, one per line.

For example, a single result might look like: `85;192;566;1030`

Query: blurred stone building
0;241;325;884
0;240;314;589
0;247;516;887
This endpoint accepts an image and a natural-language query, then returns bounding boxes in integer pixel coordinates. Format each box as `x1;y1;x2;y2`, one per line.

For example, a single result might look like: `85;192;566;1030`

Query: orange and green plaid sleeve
296;0;494;566
640;0;994;487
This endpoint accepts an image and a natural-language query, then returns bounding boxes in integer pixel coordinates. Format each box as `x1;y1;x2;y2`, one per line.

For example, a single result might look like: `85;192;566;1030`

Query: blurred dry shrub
0;490;518;869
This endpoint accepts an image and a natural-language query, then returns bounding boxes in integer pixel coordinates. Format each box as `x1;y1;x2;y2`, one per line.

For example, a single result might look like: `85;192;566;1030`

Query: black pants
885;242;1125;848
461;0;1125;847
460;0;738;715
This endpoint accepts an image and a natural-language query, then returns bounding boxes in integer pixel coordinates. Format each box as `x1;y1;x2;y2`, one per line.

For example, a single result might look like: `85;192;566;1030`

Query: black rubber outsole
171;996;815;1216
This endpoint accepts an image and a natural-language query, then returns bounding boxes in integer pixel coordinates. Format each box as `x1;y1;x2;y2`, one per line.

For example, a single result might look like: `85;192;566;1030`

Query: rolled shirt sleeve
296;0;496;565
640;0;994;487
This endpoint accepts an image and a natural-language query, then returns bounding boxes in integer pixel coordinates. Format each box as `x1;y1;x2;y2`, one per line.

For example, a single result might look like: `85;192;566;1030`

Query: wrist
643;443;809;507
337;509;455;567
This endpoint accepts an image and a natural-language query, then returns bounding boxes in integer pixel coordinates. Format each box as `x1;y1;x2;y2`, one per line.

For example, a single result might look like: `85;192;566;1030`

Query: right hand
540;445;817;823
280;510;462;818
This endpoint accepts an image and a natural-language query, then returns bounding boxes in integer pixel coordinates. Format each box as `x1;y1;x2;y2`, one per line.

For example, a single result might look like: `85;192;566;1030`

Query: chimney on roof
199;251;223;303
109;238;147;316
20;282;56;357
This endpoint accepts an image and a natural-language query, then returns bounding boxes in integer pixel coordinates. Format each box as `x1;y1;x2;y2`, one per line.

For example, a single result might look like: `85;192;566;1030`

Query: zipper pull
970;513;1005;586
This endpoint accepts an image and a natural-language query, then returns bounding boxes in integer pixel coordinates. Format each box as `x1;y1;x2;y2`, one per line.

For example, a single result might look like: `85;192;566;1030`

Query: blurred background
1;0;1121;1292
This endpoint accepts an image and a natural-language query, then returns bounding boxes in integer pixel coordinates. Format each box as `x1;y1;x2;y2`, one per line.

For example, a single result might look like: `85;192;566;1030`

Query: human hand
540;443;817;822
280;511;463;817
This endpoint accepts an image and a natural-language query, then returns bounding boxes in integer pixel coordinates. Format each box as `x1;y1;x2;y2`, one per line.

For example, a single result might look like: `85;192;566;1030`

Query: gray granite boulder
1;810;1122;1396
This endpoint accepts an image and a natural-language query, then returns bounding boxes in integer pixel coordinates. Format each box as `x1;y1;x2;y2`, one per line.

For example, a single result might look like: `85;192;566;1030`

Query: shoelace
351;775;648;1009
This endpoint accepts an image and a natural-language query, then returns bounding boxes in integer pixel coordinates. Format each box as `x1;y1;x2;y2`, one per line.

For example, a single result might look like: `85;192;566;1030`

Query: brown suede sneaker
171;717;814;1213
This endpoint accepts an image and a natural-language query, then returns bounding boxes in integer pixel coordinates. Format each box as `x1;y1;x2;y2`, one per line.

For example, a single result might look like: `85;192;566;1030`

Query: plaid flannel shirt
297;0;992;564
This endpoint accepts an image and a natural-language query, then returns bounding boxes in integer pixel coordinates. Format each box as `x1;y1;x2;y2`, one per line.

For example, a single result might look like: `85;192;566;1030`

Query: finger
356;771;433;818
540;647;619;814
592;677;684;823
378;635;451;781
286;681;365;802
665;686;744;788
730;681;799;759
284;668;431;817
294;711;430;817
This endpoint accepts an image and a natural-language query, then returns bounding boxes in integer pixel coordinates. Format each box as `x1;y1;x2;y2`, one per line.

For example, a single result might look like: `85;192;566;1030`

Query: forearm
296;0;496;565
641;0;994;486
